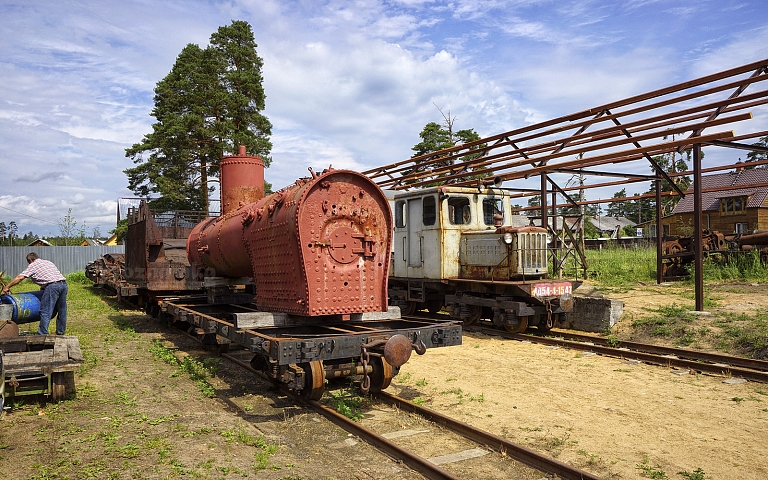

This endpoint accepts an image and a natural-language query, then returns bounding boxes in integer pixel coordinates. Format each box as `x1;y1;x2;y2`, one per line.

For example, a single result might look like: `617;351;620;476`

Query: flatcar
86;147;461;399
388;185;575;333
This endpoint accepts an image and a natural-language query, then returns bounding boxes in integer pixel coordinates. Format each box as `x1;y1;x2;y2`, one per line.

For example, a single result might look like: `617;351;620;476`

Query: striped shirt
20;259;66;286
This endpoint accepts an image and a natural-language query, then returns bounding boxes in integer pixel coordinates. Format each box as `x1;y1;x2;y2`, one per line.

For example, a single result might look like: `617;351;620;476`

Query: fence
0;246;125;277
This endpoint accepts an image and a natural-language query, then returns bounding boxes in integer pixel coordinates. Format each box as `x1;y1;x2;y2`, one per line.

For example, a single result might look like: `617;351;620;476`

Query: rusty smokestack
219;145;265;215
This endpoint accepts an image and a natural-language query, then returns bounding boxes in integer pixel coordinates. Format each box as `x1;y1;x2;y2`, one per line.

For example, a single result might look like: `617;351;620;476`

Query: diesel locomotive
388;185;575;333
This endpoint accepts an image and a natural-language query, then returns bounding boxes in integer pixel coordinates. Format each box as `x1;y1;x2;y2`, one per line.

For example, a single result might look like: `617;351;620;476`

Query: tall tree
125;20;272;213
605;188;629;218
8;221;18;246
58;209;85;246
647;139;694;215
0;222;6;245
746;135;768;164
404;106;486;184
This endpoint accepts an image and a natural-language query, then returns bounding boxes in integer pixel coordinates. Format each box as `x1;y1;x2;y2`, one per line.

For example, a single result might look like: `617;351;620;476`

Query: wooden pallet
1;335;83;401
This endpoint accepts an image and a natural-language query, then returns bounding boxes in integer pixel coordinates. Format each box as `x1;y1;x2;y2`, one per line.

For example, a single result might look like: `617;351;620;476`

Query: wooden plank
3;351;47;372
52;338;68;365
64;337;83;363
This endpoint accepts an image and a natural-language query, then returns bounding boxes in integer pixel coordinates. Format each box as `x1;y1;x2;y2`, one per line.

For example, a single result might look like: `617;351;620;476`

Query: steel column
656;179;662;284
693;144;704;311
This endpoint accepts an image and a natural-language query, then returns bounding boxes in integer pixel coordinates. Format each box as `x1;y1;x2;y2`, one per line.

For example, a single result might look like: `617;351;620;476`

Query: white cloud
1;0;767;236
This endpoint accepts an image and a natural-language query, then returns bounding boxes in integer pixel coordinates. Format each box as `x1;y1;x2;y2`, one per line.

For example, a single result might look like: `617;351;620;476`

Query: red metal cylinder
220;145;264;215
187;168;392;316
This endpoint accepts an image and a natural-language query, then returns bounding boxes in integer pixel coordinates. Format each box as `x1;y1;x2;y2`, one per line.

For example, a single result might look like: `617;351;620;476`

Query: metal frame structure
365;59;768;311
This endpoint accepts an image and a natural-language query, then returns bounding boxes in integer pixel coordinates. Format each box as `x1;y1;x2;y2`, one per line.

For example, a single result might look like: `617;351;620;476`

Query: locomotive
388;185;575;333
87;147;461;399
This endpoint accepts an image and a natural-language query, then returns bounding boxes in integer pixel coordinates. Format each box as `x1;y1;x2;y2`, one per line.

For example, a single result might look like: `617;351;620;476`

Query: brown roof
672;168;768;213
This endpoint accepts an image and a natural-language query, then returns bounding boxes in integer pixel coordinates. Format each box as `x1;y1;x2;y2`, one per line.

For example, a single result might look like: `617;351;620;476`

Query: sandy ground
392;281;768;479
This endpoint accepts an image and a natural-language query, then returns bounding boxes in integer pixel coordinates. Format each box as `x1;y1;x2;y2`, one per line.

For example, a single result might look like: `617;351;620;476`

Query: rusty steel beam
400;114;747;190
510;180;768;214
367;60;768;190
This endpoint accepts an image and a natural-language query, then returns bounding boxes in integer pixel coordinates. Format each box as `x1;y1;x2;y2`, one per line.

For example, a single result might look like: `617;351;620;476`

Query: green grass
631;303;706;346
148;341;218;397
586;246;768;287
322;386;371;421
713;311;768;358
586;246;657;287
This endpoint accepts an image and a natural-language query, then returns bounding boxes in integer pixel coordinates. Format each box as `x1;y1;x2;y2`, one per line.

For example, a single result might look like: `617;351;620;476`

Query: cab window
395;200;406;228
448;197;471;225
483;198;504;225
423;196;436;226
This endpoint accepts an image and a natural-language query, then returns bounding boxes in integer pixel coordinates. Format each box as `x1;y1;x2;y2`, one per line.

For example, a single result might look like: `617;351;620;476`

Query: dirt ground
392;280;768;479
1;281;767;479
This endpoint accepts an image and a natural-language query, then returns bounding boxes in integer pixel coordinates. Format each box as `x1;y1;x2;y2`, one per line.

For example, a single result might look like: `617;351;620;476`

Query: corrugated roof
672;168;768;213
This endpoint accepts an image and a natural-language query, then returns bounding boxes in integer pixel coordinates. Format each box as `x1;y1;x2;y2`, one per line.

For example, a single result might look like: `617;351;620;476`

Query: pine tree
125;21;272;213
404;106;485;185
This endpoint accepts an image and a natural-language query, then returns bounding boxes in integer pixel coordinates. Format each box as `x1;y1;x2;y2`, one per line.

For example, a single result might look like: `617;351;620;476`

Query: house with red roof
665;166;768;236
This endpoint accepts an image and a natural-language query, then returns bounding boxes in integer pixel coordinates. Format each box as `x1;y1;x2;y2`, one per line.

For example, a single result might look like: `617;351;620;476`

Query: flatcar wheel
504;316;528;334
299;360;325;401
368;355;393;393
463;305;482;325
425;300;443;314
401;302;417;316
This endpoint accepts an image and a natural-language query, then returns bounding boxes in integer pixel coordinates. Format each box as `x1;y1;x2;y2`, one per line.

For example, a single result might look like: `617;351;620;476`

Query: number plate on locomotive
532;282;572;298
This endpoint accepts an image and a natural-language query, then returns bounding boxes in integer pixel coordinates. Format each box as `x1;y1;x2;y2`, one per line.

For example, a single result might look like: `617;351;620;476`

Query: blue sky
1;0;767;238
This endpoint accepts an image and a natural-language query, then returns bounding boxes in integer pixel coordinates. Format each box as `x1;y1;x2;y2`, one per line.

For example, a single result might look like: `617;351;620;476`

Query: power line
0;204;59;225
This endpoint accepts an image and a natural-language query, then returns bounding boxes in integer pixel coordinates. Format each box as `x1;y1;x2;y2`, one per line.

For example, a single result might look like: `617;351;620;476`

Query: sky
1;0;768;238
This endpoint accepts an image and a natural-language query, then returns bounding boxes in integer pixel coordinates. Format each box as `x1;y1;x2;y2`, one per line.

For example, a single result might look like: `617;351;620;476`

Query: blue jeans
38;281;68;335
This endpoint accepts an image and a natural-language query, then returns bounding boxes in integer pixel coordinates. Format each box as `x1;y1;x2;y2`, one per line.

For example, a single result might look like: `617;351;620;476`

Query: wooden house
26;238;53;247
664;167;768;236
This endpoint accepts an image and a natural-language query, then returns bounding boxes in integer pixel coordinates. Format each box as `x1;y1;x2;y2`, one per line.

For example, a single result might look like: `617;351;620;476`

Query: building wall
663;209;765;236
0;246;124;277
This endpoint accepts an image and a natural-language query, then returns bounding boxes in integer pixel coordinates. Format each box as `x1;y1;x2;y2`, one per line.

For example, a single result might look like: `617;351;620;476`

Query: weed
637;456;669;479
679;467;706;480
148;341;217;397
253;435;280;471
323;386;370;421
412;397;426;405
415;378;428;387
731;397;744;403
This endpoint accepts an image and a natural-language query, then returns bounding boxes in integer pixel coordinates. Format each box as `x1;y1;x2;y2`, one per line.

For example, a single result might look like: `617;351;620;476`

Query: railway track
464;324;768;383
220;350;600;480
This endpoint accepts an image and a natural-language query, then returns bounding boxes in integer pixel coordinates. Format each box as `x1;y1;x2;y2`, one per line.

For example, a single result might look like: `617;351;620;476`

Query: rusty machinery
662;230;768;279
86;146;461;398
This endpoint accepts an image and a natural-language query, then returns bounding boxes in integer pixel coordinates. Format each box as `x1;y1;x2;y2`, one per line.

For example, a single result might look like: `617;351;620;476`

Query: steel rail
221;351;602;479
375;391;602;480
465;325;768;383
530;330;768;372
220;352;462;480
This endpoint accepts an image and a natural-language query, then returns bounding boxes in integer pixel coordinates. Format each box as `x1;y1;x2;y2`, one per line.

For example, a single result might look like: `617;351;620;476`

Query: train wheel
299;360;325;401
463;305;482;325
368;356;394;393
425;300;443;314
401;302;417;316
504;316;528;334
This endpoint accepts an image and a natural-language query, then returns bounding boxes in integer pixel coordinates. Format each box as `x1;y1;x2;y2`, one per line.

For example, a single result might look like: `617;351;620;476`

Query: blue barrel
0;291;43;324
